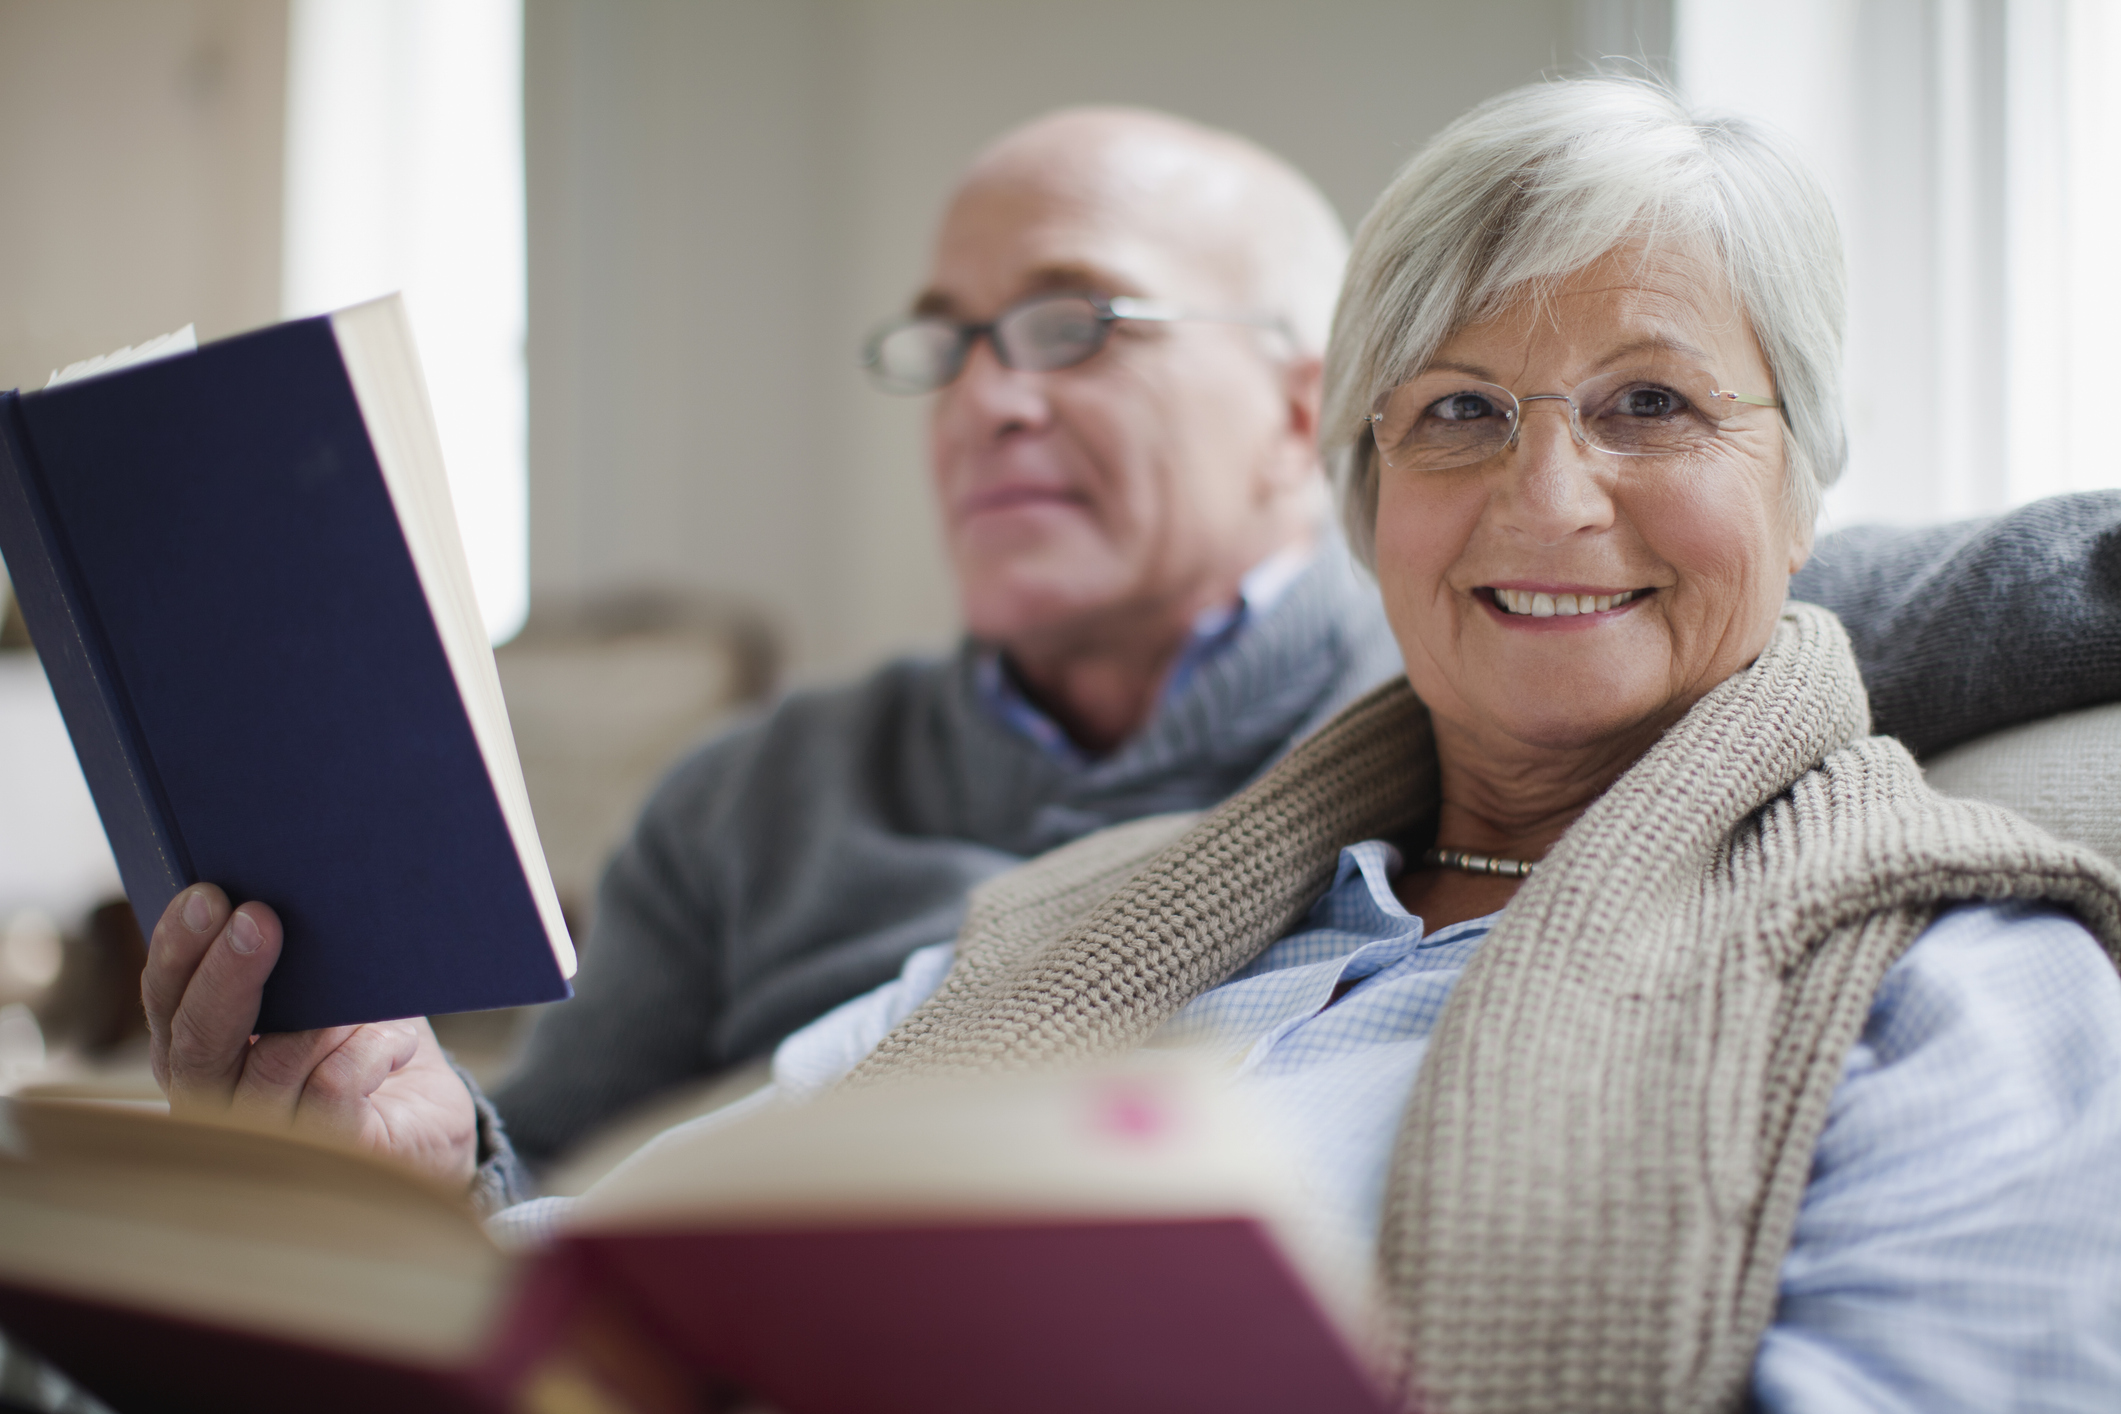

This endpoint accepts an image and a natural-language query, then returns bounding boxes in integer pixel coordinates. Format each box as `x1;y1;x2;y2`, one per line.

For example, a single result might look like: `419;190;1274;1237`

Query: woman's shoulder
1763;898;2121;1410
1863;899;2121;1074
1753;734;2121;959
1803;898;2121;1246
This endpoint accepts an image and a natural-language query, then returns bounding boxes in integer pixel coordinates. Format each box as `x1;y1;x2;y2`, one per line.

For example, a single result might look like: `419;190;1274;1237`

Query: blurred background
0;0;2115;1086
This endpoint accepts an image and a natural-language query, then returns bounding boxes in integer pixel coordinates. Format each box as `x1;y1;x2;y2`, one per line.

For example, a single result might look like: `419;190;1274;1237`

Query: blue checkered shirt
497;841;2121;1408
972;544;1315;764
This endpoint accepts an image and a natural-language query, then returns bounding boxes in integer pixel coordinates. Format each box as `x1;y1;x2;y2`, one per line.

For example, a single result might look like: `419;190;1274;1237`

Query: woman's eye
1617;386;1682;417
1429;392;1501;422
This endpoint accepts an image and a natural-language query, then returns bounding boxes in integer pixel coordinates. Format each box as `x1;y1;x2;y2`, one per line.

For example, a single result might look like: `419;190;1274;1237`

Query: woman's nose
1491;401;1615;545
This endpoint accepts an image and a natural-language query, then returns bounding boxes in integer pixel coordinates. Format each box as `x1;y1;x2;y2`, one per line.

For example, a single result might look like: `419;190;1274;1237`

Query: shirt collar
974;542;1318;765
971;542;1306;763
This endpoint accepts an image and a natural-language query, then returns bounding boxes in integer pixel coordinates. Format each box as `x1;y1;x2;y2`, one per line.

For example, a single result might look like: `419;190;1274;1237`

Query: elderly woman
748;79;2121;1411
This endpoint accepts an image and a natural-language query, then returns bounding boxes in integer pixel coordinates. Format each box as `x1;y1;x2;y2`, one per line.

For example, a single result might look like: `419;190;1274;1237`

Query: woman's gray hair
1323;77;1846;564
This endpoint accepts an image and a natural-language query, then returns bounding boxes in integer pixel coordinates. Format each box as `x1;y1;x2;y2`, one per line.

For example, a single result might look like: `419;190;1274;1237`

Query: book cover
0;1066;1395;1414
0;306;572;1030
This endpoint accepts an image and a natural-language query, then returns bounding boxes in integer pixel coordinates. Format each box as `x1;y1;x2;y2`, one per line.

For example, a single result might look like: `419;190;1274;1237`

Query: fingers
297;1022;422;1138
143;884;230;1091
158;897;284;1109
229;1024;364;1125
236;1021;415;1133
230;1017;478;1188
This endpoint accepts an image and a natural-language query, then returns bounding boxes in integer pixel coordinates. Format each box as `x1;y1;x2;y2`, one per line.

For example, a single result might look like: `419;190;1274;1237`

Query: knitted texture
847;603;2121;1413
848;681;1439;1075
481;501;2121;1189
491;540;1404;1166
1789;489;2121;756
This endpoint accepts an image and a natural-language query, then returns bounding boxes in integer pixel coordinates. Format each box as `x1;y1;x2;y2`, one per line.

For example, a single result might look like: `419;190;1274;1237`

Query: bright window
281;0;528;642
2006;0;2121;505
1677;0;2121;529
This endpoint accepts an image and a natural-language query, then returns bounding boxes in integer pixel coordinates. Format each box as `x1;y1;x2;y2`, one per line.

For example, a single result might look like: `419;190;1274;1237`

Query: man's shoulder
745;652;964;740
651;650;966;797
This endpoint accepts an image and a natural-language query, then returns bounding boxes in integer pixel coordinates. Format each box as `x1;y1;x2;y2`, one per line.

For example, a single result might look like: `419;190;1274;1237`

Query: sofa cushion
1923;702;2121;867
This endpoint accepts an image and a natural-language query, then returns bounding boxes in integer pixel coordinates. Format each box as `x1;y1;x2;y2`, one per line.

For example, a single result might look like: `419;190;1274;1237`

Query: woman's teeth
1493;588;1640;617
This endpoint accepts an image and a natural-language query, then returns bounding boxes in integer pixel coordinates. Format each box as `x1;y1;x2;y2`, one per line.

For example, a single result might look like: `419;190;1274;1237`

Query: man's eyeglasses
1365;364;1781;472
862;292;1287;395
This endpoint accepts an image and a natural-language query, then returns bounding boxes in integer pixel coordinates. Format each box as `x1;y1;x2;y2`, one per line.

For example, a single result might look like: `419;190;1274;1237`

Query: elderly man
482;108;1384;1175
140;106;2121;1202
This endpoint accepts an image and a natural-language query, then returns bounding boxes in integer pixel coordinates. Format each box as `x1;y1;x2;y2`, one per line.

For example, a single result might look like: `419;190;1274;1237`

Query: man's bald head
943;107;1348;355
912;106;1341;751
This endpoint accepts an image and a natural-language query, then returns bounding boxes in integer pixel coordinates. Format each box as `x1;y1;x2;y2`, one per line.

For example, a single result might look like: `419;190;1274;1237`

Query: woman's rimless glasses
1367;366;1780;472
863;292;1289;395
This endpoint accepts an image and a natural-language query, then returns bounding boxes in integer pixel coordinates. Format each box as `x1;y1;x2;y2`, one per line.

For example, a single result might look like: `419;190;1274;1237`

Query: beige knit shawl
847;603;2121;1413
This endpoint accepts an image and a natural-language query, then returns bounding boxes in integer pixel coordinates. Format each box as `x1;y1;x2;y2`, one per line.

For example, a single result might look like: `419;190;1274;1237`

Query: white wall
0;0;286;393
525;0;1600;681
0;0;287;922
525;0;843;671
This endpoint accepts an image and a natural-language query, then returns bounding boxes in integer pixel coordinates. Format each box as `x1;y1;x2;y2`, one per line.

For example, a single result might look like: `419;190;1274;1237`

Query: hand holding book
142;882;478;1189
0;298;578;1043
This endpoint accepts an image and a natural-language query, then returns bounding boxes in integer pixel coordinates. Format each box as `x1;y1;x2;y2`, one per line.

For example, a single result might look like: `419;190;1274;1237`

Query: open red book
0;1063;1392;1414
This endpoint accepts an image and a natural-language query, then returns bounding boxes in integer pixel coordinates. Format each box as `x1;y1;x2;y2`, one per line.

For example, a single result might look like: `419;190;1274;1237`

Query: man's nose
943;330;1051;434
1490;399;1614;545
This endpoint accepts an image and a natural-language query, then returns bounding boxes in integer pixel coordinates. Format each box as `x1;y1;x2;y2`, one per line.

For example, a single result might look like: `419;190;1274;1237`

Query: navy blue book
0;297;574;1031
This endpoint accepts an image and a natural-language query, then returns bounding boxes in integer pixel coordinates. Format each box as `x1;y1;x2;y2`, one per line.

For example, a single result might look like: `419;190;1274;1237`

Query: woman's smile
1477;583;1654;628
1370;238;1806;757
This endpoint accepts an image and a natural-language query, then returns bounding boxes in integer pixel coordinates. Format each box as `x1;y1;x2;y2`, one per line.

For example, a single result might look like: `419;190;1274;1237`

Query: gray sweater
488;540;1402;1173
480;493;2121;1190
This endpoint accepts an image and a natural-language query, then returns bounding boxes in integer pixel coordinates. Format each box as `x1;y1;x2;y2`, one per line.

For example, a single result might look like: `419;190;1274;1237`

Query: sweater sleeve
1792;491;2121;756
487;662;1017;1171
449;1053;539;1214
480;943;957;1236
488;759;743;1168
486;725;764;1168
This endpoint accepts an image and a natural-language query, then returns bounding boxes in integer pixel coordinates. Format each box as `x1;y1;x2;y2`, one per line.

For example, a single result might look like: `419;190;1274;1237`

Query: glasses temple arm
1108;296;1294;341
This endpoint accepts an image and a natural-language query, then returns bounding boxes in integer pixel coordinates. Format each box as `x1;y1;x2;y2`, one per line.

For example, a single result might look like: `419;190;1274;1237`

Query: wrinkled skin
1379;242;1812;928
142;885;476;1186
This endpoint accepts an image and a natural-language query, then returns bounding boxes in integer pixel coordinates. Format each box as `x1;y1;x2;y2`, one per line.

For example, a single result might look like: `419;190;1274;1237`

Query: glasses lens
1370;378;1517;471
1575;367;1744;457
866;319;967;394
994;296;1108;373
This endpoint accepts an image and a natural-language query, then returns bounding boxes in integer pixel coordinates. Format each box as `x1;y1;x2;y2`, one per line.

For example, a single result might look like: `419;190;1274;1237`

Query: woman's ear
1786;502;1816;575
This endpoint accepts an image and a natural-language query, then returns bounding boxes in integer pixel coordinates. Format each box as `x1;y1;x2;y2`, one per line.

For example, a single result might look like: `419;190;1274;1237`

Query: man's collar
975;541;1320;765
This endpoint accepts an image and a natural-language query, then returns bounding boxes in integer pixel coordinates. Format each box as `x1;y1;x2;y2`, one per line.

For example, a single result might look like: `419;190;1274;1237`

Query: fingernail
227;911;264;955
181;888;214;934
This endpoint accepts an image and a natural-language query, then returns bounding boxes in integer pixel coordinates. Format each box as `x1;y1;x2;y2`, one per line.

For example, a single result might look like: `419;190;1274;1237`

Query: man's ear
1255;354;1323;508
1282;353;1324;444
1261;353;1326;497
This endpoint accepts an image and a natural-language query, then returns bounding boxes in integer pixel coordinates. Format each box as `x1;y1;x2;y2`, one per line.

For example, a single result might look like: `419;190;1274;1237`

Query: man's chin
956;564;1138;647
950;497;1105;554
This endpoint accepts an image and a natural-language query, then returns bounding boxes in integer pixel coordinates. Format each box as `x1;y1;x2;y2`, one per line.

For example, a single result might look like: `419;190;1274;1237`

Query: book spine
0;391;191;921
475;1248;704;1413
